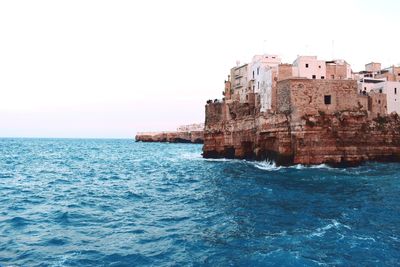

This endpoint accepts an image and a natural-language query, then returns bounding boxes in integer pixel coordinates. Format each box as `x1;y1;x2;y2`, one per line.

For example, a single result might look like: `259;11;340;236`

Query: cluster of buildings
223;54;400;116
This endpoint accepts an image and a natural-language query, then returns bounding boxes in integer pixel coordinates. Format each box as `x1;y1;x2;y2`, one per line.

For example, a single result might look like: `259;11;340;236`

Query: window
321;76;325;79
398;73;400;76
331;75;335;79
253;85;255;91
378;100;381;104
305;63;309;68
257;67;260;75
379;89;383;93
324;95;331;105
312;75;316;79
252;71;254;79
257;81;259;89
395;88;397;94
318;65;321;69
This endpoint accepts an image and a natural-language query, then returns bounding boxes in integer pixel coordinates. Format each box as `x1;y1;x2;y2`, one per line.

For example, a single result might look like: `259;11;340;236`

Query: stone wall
326;64;347;80
368;92;387;118
277;79;368;120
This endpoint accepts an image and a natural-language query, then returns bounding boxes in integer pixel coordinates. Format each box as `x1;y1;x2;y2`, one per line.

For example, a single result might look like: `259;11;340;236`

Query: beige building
376;65;400;82
230;63;250;102
292;56;327;79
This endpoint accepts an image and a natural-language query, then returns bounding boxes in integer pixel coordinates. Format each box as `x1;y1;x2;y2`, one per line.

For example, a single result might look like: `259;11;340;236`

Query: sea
0;138;399;266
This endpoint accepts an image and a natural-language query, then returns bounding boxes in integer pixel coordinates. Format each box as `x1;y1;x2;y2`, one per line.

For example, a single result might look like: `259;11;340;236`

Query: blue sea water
0;138;399;266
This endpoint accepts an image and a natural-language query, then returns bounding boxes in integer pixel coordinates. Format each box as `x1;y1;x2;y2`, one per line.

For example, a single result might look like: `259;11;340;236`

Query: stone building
276;79;369;120
368;91;388;118
325;60;352;80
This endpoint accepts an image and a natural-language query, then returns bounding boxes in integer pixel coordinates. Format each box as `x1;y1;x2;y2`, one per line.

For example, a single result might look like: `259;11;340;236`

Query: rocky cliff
203;79;400;166
136;130;204;144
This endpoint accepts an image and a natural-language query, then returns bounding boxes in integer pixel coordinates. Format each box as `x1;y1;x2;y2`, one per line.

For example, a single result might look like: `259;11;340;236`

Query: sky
1;0;399;138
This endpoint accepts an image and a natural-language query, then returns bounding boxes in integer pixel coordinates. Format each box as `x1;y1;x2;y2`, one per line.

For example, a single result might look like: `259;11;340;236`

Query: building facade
222;54;399;116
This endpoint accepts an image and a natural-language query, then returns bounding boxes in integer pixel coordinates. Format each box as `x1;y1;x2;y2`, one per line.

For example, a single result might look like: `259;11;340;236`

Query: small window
312;75;316;79
305;63;309;68
257;82;260;89
378;100;381;104
324;95;331;105
379;89;382;93
321;76;325;79
331;75;335;79
318;65;321;69
253;85;255;91
398;73;400;76
364;87;367;90
252;71;255;79
257;67;260;75
395;88;397;94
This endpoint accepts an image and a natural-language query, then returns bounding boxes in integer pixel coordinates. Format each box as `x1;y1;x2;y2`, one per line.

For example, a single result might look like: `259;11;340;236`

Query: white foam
290;164;332;170
309;219;351;238
180;152;202;160
252;160;282;171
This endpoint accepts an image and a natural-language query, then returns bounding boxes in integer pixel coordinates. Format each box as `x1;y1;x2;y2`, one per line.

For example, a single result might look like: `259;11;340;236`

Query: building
369;81;400;114
222;54;399;117
249;54;282;111
276;79;369;120
376;65;400;82
292;56;327;79
355;62;400;115
230;63;250;102
325;59;352;80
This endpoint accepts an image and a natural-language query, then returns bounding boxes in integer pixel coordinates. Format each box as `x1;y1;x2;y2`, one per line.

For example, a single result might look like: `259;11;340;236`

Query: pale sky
1;0;399;138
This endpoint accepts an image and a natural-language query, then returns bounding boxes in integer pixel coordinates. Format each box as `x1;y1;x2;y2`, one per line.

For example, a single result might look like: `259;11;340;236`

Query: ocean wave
252;160;282;171
291;163;332;170
1;139;399;266
309;219;351;238
251;161;333;171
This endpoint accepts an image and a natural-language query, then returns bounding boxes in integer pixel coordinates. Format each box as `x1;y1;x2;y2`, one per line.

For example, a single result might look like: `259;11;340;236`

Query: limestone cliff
203;79;400;166
136;130;203;144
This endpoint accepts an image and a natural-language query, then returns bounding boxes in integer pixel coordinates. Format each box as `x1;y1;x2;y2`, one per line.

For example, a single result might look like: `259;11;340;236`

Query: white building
249;54;281;111
370;81;400;114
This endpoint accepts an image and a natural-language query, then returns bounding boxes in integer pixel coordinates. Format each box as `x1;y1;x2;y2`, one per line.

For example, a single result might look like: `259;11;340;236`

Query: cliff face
136;130;203;144
203;79;400;166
